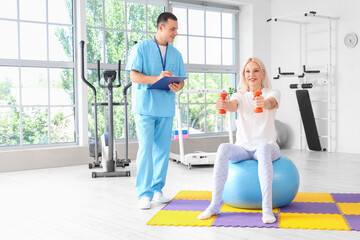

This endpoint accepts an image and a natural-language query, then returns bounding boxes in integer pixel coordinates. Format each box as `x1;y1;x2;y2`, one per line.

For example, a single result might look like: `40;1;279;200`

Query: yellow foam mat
279;213;350;231
337;203;360;215
293;192;334;203
173;190;212;200
220;203;280;213
147;210;214;226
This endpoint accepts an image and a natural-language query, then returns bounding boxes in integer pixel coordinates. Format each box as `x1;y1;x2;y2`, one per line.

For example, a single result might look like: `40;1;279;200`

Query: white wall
236;0;272;69
270;0;360;153
0;146;90;173
0;142;139;173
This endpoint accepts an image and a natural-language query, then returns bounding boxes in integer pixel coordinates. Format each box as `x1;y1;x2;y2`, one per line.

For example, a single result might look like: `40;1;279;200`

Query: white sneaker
153;192;171;203
138;197;151;209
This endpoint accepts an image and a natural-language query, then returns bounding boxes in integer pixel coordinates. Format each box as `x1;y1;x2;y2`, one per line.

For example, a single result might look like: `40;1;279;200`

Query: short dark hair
157;12;177;28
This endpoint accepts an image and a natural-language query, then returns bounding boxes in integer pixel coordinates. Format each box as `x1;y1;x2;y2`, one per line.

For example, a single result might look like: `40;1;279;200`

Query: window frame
84;0;169;142
170;1;239;137
0;0;240;151
0;0;77;150
86;0;169;71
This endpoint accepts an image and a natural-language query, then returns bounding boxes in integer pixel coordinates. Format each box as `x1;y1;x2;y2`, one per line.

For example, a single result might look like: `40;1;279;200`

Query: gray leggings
207;142;280;215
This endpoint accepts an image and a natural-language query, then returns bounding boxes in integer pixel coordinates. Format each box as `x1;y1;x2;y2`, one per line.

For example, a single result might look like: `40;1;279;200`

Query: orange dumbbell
218;93;228;114
253;91;263;113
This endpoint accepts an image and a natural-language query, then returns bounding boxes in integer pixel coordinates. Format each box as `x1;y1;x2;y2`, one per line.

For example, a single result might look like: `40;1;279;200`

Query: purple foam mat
162;200;210;211
344;215;360;231
280;202;340;214
213;212;279;228
331;193;360;203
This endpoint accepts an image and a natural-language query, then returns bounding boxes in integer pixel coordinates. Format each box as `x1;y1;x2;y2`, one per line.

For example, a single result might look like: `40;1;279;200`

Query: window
0;0;239;150
0;0;75;148
171;3;238;135
85;0;166;141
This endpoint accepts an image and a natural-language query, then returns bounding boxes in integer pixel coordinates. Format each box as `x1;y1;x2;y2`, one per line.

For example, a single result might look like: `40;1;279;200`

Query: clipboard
148;76;187;90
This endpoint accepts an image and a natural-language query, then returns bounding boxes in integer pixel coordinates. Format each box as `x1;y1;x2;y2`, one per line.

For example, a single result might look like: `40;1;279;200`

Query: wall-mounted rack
268;11;339;152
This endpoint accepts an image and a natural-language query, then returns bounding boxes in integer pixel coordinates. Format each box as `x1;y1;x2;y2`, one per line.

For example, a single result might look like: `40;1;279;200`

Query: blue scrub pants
134;114;173;200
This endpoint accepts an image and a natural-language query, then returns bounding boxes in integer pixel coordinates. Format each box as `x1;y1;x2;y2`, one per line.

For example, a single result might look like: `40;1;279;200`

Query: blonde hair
238;57;271;93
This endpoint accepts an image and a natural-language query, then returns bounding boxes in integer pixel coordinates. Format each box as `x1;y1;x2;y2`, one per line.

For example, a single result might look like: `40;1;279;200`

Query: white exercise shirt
230;88;281;151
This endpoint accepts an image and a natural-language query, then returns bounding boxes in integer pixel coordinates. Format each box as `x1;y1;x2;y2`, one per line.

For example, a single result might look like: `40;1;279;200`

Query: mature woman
198;57;281;224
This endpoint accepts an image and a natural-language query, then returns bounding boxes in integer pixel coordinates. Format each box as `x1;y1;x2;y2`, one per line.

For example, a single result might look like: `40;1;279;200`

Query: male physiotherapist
126;12;187;209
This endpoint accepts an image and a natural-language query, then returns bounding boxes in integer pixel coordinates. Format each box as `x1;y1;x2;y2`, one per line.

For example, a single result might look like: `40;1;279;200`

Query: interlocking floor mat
147;191;360;231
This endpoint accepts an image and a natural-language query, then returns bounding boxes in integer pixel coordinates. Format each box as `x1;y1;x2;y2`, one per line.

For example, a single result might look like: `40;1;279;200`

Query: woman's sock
262;212;276;224
197;208;219;220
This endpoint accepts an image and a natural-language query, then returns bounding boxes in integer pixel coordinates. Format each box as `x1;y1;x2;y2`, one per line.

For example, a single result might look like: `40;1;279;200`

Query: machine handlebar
80;41;97;96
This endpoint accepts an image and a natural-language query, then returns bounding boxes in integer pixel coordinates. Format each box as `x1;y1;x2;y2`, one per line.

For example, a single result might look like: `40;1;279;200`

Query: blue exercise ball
222;155;299;209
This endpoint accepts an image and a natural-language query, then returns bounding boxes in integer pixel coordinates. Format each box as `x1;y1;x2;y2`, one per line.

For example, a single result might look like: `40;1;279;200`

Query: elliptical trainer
80;40;130;178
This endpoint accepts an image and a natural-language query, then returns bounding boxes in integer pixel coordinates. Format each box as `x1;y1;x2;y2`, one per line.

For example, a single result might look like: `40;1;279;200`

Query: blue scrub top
126;38;187;117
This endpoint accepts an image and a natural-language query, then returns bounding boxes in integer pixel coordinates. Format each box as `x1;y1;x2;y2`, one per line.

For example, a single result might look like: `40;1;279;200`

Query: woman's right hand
157;71;173;81
216;97;228;110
